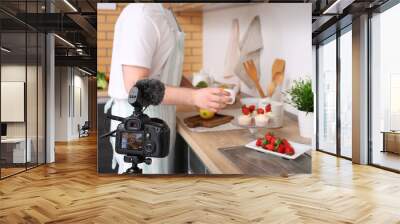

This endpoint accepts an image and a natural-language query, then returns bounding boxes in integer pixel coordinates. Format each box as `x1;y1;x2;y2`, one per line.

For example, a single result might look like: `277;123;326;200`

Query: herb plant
286;78;314;113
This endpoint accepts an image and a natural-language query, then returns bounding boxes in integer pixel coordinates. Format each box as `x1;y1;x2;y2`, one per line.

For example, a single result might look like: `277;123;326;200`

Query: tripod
123;155;152;174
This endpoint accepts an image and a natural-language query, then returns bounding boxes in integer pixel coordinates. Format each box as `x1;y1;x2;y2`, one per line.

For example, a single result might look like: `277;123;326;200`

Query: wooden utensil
269;59;286;97
267;82;276;97
271;59;285;83
184;114;234;128
273;73;284;86
243;60;266;98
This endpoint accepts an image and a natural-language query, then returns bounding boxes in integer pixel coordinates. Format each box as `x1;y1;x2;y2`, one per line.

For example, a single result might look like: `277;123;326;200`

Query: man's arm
123;65;231;112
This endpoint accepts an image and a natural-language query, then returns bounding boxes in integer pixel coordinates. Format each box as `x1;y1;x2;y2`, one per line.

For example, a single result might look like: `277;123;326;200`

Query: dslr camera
102;79;170;174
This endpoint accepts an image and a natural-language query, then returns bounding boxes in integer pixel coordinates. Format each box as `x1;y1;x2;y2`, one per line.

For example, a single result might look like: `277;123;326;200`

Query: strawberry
277;144;285;154
248;105;256;113
265;104;272;113
266;144;275;151
256;138;263;146
242;107;250;115
285;146;295;155
256;108;264;114
262;139;269;146
275;138;282;146
282;139;290;147
270;138;276;146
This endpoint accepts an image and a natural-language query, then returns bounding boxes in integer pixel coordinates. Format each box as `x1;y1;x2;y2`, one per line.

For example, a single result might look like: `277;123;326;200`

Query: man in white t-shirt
107;3;231;174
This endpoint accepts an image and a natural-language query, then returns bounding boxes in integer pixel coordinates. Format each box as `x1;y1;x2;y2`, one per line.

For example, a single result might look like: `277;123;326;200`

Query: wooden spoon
267;82;276;97
243;60;266;98
273;72;284;86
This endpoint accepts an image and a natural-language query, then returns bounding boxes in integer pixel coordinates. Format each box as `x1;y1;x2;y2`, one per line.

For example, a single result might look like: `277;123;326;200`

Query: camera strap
104;98;115;134
104;98;114;115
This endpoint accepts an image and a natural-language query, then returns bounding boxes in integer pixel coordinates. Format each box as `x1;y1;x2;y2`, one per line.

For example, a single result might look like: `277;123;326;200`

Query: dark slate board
218;146;311;176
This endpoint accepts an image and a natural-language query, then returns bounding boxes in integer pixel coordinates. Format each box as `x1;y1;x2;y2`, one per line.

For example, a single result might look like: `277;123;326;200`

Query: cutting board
183;114;234;128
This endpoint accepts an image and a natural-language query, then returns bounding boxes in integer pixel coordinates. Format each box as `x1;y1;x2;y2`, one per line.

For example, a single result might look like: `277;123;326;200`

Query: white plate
245;140;311;160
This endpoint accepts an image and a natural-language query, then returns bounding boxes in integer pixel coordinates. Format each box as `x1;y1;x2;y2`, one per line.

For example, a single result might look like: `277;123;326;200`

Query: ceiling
0;0;97;74
311;0;389;43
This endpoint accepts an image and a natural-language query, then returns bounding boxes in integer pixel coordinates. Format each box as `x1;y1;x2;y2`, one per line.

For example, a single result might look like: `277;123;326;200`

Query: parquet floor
1;135;400;223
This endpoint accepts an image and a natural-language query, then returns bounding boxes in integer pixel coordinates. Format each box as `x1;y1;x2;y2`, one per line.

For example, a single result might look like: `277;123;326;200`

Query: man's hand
192;88;231;112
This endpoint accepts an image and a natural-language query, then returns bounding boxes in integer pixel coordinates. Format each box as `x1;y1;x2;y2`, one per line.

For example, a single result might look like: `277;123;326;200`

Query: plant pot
297;111;313;139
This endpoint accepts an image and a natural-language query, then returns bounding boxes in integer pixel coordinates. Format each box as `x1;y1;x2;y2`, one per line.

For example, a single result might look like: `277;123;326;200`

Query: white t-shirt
108;3;174;99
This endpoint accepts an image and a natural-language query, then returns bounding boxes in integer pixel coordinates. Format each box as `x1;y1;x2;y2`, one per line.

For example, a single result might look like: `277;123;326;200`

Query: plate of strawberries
245;132;311;160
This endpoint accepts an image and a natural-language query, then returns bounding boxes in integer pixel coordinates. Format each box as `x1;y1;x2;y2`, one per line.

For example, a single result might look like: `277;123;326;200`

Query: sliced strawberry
248;105;256;113
242;107;250;115
265;104;272;113
257;108;264;114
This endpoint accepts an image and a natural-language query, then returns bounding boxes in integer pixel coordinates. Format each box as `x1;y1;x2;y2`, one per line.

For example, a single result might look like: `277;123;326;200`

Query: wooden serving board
183;114;234;128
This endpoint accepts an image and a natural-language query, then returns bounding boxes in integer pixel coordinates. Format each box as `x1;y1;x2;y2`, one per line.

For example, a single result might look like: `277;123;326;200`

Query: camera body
101;79;169;173
115;111;170;158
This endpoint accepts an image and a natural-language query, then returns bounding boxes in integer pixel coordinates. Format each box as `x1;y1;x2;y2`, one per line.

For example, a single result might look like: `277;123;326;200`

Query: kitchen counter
176;105;311;174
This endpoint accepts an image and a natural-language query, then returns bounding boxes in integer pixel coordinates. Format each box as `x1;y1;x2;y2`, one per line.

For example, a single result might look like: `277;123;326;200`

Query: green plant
97;71;107;90
286;78;314;113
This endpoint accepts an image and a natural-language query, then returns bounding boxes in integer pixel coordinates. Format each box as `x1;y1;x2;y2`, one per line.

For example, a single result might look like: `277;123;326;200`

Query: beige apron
108;7;184;174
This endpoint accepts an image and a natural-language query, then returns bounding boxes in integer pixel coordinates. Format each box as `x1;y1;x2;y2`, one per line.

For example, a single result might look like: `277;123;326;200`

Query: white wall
54;67;89;141
203;3;312;114
55;67;68;141
1;65;39;137
71;73;89;138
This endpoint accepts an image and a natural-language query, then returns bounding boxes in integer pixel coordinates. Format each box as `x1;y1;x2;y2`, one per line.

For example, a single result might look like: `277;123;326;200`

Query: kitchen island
176;105;312;175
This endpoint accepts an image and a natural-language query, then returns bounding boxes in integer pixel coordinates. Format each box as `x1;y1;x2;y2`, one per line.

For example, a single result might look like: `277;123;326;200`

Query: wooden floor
1;135;400;223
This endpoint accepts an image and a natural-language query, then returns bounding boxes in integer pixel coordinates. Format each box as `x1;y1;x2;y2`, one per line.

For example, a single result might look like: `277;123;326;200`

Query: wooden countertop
176;104;311;174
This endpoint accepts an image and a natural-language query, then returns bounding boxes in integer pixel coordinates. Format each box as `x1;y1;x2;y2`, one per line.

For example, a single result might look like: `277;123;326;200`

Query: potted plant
286;78;314;139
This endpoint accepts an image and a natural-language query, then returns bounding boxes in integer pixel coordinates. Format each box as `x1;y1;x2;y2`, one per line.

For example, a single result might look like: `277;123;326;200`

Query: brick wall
97;3;203;79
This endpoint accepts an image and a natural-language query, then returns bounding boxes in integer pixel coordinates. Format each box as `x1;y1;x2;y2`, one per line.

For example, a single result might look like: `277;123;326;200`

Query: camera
102;79;169;173
114;113;170;158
